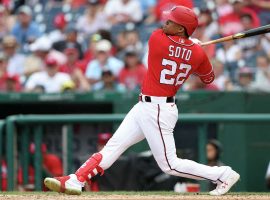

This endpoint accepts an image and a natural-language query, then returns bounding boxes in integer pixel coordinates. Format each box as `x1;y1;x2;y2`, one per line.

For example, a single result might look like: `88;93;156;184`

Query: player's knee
158;164;174;175
163;168;175;175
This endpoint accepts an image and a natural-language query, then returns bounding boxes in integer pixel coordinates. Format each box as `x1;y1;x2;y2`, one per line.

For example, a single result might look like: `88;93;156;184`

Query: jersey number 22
160;58;191;86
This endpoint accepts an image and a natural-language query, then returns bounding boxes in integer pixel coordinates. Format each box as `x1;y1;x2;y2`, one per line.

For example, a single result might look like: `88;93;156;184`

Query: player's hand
190;38;202;45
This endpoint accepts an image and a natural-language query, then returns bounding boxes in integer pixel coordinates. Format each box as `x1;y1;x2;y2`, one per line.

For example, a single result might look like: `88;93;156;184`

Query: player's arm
193;51;215;84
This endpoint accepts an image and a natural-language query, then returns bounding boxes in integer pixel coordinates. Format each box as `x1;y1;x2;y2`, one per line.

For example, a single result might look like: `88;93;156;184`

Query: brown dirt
0;194;269;200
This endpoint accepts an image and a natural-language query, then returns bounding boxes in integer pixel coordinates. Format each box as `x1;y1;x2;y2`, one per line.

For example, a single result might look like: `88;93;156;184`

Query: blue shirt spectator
138;0;156;15
85;40;124;87
11;6;42;53
86;57;124;80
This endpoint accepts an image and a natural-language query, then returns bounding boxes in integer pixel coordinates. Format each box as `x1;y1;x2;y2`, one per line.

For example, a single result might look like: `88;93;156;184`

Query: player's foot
209;170;240;196
44;174;84;195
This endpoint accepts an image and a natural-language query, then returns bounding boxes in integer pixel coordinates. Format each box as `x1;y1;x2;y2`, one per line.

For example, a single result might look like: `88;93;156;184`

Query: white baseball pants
99;100;231;184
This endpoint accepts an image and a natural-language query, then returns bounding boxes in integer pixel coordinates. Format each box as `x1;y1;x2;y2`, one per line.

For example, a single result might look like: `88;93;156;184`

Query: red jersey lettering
142;29;214;96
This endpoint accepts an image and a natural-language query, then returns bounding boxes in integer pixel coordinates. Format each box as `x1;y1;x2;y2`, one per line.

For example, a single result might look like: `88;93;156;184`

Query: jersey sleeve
193;51;215;84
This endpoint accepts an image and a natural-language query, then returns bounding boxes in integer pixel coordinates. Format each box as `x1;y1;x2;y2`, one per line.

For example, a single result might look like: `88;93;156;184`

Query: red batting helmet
163;6;198;36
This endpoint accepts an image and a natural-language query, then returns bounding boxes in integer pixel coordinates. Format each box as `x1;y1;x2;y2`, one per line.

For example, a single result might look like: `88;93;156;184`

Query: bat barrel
201;24;270;46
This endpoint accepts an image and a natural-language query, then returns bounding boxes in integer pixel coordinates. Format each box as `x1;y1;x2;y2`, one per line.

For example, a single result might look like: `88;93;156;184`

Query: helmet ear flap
183;27;189;37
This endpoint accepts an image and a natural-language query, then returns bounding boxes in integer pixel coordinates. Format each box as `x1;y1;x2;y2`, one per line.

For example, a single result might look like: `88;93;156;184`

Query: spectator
212;59;233;91
118;48;146;91
237;14;261;61
252;55;270;92
233;67;255;91
24;36;52;79
215;40;244;75
120;29;143;58
215;0;233;18
104;0;143;26
48;13;67;43
2;35;26;77
198;9;219;41
25;36;68;80
25;56;71;93
52;26;84;59
92;69;126;92
260;33;270;58
138;0;156;24
11;5;42;53
207;139;224;190
0;52;8;91
0;5;11;42
76;0;110;38
218;0;260;36
85;39;123;86
65;0;108;8
83;33;103;63
248;0;270;26
29;143;63;178
3;73;21;92
60;44;90;91
115;28;143;60
15;143;63;191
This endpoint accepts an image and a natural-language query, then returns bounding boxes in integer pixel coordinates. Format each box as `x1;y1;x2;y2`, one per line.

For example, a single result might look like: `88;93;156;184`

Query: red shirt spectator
0;73;21;92
155;0;193;21
118;49;146;90
218;1;260;36
60;47;88;74
60;46;90;91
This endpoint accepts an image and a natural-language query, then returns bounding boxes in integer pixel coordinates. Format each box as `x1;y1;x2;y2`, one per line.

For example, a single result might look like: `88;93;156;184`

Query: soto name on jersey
168;45;192;61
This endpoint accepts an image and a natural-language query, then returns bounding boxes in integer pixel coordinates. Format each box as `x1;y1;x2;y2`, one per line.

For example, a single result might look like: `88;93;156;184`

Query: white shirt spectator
48;30;66;44
204;22;219;40
214;75;228;91
104;0;143;23
216;44;242;63
25;71;71;93
7;54;26;76
261;34;270;55
252;68;270;92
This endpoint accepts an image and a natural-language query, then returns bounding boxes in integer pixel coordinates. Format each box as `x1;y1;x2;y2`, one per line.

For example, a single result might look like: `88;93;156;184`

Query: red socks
75;153;104;182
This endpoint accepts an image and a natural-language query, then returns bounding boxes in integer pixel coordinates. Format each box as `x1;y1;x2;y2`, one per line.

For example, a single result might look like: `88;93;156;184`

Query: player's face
163;20;184;36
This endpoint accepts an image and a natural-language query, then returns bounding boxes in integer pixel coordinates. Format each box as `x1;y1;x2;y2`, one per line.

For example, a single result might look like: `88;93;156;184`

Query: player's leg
44;103;145;194
138;103;239;195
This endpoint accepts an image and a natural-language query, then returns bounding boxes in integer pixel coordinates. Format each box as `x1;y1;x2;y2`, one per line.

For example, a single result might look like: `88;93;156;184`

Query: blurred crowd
0;0;270;93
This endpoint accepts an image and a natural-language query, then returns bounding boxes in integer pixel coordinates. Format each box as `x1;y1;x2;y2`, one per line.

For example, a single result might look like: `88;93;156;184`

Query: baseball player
44;6;240;196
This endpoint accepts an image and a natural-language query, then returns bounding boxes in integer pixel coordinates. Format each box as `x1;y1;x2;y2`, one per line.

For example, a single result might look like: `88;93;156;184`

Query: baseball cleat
44;174;84;195
209;170;240;196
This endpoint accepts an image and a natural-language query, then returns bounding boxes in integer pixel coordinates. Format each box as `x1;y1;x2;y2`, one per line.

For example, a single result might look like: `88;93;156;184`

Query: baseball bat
201;24;270;46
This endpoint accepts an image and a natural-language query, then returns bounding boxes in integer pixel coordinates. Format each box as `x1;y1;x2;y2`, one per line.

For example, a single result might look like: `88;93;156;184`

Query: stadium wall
0;91;269;191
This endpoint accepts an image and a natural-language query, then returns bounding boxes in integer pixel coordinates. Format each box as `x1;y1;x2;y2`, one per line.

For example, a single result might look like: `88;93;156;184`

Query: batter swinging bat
201;24;270;46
